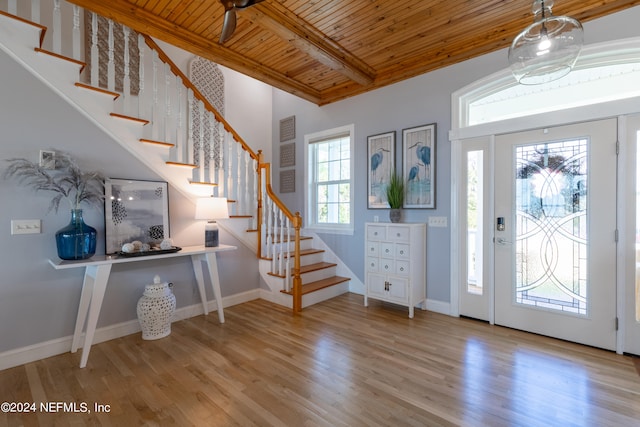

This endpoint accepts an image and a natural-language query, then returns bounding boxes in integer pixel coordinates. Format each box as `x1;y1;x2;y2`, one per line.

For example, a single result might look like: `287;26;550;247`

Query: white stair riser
301;281;349;308
297;252;325;266
301;266;337;285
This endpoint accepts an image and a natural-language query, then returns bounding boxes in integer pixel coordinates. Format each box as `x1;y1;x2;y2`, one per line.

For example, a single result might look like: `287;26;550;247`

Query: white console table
48;244;236;368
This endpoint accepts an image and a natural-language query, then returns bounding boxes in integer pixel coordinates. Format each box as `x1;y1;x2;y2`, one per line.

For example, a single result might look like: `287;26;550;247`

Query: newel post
256;150;264;259
292;212;303;313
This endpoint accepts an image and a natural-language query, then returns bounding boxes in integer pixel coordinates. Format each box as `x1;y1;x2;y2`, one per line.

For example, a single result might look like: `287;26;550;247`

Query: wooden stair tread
300;261;337;274
267;261;337;278
268;235;313;244
109;112;149;125
287;248;325;258
0;10;46;47
261;248;325;262
140;138;174;147
280;276;350;295
75;82;120;99
166;161;197;168
34;47;86;72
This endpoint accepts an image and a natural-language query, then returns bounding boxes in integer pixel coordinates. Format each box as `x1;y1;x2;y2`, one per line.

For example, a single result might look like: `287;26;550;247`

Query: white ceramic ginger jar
137;275;176;340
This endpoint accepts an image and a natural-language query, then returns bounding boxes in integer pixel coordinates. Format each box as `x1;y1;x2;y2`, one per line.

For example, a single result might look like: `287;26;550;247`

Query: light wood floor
1;293;639;427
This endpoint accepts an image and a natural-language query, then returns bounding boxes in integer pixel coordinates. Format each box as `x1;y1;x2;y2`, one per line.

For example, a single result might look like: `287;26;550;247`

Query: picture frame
104;178;170;254
367;131;396;209
402;123;436;209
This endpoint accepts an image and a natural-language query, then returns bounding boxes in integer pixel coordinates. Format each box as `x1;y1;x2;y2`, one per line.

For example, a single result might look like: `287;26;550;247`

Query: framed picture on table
104;178;169;254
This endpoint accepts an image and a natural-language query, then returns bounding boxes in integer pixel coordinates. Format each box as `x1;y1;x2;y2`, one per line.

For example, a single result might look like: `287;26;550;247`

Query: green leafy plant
4;150;105;213
386;170;405;209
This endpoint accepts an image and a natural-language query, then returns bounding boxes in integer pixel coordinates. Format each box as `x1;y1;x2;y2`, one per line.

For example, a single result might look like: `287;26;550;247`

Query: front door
494;119;618;350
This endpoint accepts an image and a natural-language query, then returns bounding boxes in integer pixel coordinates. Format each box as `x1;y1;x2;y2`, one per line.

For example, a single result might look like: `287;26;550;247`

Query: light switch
11;219;41;235
428;216;448;228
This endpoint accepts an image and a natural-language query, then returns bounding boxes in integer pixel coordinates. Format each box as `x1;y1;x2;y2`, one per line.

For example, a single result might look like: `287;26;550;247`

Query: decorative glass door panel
514;139;588;315
459;137;491;322
495;119;617;350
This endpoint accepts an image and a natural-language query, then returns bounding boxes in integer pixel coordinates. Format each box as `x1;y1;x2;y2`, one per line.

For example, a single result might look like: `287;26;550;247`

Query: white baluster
176;76;183;163
107;19;115;91
53;0;61;54
187;89;194;166
245;151;250;217
208;112;215;184
267;197;273;259
198;100;205;182
271;202;277;274
236;142;242;214
8;0;17;15
30;0;40;24
122;25;131;114
90;13;99;86
218;125;226;197
72;5;81;60
253;157;258;230
226;135;233;212
165;63;172;143
278;210;284;276
152;49;159;140
137;34;145;118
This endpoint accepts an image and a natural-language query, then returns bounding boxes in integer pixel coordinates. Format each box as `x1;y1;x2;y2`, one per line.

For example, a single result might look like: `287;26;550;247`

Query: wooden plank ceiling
68;0;639;105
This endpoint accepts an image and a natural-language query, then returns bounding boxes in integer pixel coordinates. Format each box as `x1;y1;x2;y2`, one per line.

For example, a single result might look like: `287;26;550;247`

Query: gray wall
271;7;640;305
0;47;259;353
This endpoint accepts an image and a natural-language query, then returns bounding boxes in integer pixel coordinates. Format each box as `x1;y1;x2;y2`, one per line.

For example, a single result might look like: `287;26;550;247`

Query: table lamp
195;197;229;247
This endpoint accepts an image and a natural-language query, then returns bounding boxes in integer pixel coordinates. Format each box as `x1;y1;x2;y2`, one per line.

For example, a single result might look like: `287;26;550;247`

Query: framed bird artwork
402;123;436;209
367;131;396;209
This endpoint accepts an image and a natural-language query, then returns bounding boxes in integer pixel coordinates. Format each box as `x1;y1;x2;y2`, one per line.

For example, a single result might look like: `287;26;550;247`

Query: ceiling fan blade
219;8;237;44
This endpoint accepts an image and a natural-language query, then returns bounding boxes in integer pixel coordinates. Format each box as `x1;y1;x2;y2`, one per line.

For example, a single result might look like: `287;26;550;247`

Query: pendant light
508;0;583;85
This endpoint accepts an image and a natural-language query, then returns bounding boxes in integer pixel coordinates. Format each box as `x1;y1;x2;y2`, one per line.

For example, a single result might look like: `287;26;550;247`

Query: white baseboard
0;290;260;371
424;298;451;315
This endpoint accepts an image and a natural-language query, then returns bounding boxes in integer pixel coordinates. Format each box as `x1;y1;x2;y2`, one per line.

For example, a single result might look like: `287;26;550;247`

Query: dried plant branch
3;150;105;213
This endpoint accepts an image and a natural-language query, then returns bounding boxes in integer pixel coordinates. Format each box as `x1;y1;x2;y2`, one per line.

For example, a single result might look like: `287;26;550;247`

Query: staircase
0;1;351;313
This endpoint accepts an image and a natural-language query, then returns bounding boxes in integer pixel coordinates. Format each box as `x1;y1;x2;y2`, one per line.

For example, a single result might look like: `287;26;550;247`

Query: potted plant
386;170;405;223
4;150;105;260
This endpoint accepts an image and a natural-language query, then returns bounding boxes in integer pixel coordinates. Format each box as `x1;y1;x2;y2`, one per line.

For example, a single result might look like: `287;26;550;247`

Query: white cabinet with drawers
364;222;426;318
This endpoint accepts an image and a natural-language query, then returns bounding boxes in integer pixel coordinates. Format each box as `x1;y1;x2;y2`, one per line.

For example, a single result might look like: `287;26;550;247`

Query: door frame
451;113;632;353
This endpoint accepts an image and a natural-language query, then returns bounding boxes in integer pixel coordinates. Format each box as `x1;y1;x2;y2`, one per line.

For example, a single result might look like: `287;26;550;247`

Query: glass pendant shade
508;0;583;85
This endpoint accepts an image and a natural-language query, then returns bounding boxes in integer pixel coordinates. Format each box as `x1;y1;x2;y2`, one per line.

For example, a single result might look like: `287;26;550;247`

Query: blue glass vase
55;209;97;260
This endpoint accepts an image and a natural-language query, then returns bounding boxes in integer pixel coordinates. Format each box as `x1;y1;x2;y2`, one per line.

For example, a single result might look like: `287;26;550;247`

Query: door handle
495;237;511;245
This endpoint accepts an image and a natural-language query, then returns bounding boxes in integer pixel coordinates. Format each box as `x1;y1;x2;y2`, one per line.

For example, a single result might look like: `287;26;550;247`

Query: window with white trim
305;124;355;234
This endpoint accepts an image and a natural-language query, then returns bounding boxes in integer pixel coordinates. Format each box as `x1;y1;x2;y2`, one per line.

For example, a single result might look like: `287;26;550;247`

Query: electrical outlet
11;219;41;235
428;216;447;228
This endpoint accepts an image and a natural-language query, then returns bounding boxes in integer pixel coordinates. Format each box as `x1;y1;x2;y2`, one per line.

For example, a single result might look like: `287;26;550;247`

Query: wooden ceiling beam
65;0;322;104
243;1;376;86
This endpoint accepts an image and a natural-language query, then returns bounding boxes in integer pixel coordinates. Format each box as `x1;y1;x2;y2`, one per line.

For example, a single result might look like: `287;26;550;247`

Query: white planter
137;275;176;340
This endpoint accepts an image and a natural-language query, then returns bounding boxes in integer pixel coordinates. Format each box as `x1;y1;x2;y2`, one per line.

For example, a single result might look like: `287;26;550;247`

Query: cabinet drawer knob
400;267;405;272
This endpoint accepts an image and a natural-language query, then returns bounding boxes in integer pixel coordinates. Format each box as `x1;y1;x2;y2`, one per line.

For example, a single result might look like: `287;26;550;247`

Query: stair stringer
0;14;200;202
216;218;257;253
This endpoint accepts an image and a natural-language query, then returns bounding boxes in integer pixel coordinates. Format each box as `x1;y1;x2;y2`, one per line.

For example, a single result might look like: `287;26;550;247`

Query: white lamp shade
195;197;229;220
